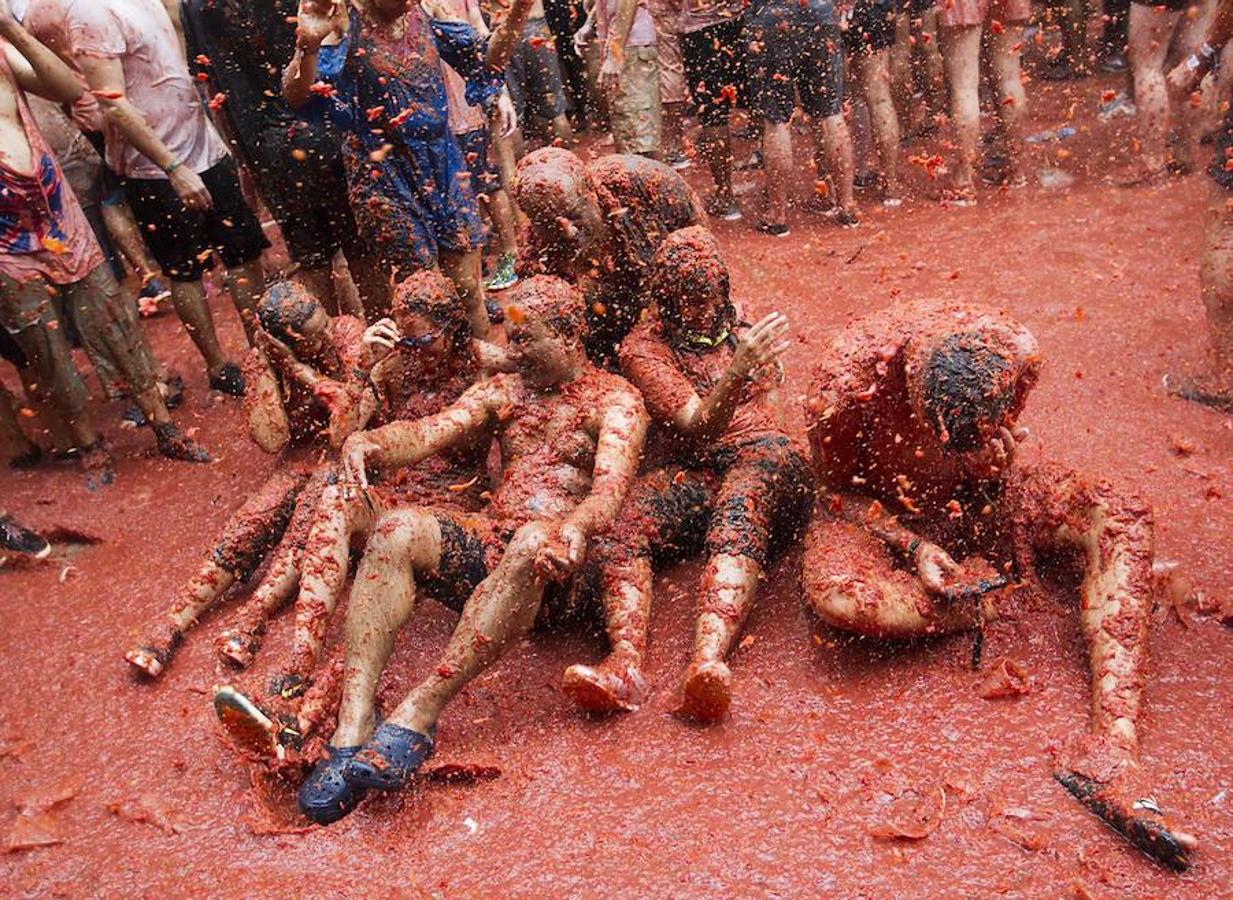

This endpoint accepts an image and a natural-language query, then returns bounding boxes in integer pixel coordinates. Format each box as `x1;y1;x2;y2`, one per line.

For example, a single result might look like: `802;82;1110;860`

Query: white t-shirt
61;0;228;179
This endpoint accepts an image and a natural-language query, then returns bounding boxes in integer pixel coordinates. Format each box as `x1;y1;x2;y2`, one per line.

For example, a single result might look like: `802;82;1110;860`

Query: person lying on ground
799;298;1197;871
563;226;815;720
295;275;647;824
512;146;703;362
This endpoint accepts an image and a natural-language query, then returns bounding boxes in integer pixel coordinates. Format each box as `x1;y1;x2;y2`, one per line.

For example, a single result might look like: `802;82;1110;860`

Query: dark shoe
754;220;791;238
1098;50;1128;73
704;195;742;221
161;373;185;409
208;363;245;397
81;440;115;491
1055;769;1196;871
299;746;367;825
120;403;147;428
484;252;518;292
0;515;50;560
153;422;212;463
854;170;880;189
343;723;434;791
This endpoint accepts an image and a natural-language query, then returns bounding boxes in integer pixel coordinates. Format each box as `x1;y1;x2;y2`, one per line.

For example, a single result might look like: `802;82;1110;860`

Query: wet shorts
680;17;747;127
744;0;846;124
82;130;126;207
507;18;568;122
253;123;360;271
125;157;269;282
844;0;897;54
455;127;500;197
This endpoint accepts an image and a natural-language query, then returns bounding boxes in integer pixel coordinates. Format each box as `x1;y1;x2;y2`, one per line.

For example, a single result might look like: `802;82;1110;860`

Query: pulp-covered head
905;316;1040;465
513;148;606;266
257;281;327;350
391;270;471;364
646;226;733;344
503;275;588;384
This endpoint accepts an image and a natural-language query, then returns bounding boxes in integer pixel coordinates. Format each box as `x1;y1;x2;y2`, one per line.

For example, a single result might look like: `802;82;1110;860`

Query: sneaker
209;362;246;397
755;220;791;238
484;252;518;292
666;151;692;170
0;515;50;560
705;196;743;221
1098;51;1127;74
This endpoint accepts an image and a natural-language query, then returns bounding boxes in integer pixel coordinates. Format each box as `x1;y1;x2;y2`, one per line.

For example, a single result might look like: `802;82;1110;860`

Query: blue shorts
345;131;486;276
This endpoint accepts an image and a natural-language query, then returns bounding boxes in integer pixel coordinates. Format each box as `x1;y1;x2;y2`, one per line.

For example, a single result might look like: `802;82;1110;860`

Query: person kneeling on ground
799;299;1197;871
297;275;647;824
563;226;815;719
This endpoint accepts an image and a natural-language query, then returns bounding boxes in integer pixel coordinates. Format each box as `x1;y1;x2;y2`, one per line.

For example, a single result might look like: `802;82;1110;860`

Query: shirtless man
563;226;815;719
296;275;647;824
800;299;1196;870
513;147;704;361
0;1;207;488
124;281;401;677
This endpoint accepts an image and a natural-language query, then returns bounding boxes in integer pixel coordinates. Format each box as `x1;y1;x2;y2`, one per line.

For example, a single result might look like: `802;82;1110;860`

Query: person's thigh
124;177;211;282
200;158;271;270
1128;3;1180;70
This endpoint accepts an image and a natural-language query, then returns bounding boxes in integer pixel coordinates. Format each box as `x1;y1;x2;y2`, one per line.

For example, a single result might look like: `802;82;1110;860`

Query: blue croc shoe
298;746;366;825
343;724;434;791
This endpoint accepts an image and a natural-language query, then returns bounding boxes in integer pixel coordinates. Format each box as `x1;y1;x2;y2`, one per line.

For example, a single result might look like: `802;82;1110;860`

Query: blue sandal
342;724;434;791
298;746;366;825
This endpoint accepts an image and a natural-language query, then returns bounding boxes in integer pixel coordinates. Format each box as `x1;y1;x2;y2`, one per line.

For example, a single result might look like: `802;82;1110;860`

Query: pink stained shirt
14;0;103;133
60;0;228;179
596;0;658;49
0;43;102;286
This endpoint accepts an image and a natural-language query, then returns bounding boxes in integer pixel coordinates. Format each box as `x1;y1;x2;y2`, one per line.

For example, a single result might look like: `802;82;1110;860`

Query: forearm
682;369;745;443
366;406;481;469
827;491;925;553
0;21;82;103
99;98;179;171
283;47;320;110
486;0;534;70
607;0;639;58
566;407;648;535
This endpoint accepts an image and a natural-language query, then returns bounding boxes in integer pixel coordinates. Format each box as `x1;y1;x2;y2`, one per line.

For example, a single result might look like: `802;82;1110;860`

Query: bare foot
562;657;648;714
675;659;732;723
124;623;182;678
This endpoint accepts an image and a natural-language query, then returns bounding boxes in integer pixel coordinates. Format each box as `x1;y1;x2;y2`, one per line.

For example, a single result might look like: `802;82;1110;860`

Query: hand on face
362;317;400;366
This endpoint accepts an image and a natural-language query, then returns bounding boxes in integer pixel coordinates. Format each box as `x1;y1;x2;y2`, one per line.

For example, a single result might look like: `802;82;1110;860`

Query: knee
367;509;434;560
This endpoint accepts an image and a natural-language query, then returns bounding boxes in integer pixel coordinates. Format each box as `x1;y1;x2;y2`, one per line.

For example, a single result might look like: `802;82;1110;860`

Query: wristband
163;159;182;175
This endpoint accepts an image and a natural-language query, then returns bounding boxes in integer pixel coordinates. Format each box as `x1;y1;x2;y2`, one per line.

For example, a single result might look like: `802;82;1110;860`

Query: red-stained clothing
619;319;790;457
0;43;102;289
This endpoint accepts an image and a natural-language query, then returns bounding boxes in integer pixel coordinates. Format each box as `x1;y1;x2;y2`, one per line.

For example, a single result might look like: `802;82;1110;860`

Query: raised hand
730;312;790;380
362;317;400;367
296;0;347;50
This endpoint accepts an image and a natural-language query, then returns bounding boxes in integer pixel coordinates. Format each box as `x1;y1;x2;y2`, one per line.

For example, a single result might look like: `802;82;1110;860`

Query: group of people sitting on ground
113;143;1197;871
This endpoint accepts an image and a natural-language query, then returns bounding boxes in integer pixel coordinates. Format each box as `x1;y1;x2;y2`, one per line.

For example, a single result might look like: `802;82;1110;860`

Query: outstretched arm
0;4;82;104
283;0;347;109
341;377;504;489
483;0;535;70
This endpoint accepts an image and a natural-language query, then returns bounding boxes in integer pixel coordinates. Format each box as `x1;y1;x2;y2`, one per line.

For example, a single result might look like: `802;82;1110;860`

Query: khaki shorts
610;46;663;157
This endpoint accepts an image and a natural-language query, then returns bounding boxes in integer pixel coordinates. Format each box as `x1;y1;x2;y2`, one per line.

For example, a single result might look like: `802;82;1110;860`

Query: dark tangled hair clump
645;226;729;329
257;281;321;342
921;332;1018;452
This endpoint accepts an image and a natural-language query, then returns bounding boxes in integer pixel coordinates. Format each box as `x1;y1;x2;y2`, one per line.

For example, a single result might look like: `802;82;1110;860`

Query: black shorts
1131;0;1189;8
507;18;568;122
680;17;747;128
745;0;846;123
844;0;897;54
456;127;500;197
125;157;269;282
251;122;358;271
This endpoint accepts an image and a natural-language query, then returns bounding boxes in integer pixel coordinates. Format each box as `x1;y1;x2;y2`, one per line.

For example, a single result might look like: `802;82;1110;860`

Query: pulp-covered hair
512;147;592;217
920;332;1021;452
257;281;320;342
645;225;729;328
504;275;587;340
392;271;470;346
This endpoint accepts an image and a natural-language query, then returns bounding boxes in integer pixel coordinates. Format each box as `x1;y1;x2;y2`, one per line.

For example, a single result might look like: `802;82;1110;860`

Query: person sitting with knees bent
799;299;1197;871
